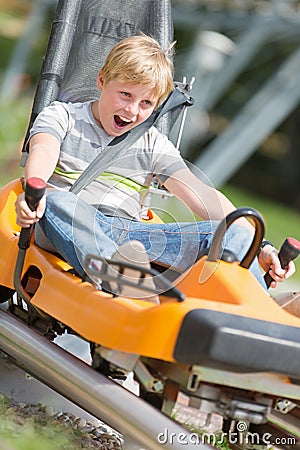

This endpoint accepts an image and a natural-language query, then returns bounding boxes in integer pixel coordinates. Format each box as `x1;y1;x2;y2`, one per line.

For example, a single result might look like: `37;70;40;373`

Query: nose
124;101;139;117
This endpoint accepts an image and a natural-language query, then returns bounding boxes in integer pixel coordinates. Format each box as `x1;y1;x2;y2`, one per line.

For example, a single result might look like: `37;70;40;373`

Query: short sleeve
29;101;72;144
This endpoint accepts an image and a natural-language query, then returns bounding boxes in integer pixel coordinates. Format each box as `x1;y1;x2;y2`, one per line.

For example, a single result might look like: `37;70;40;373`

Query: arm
164;168;254;231
24;133;60;182
164;168;296;286
15;133;60;228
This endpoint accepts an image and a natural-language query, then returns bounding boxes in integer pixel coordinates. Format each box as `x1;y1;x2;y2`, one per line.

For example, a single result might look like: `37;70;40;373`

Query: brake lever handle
18;177;46;251
264;237;300;288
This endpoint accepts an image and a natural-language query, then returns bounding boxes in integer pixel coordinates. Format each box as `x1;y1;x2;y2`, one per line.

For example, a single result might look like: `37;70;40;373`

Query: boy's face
93;73;159;136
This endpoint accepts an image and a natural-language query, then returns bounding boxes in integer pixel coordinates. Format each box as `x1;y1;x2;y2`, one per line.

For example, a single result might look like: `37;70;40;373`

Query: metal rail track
266;410;300;450
1;306;300;450
223;409;300;450
0;308;211;450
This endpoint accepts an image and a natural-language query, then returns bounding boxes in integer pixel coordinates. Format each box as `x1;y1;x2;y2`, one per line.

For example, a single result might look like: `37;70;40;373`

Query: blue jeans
37;191;266;288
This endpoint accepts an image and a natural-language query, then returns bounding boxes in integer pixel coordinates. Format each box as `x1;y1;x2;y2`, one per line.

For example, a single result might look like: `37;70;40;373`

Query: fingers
270;261;296;280
260;245;297;287
15;193;46;228
269;279;277;289
268;257;296;284
36;195;46;219
285;261;296;278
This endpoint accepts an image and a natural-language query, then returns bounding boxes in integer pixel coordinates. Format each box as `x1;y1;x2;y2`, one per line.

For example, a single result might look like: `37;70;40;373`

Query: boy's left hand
258;244;296;288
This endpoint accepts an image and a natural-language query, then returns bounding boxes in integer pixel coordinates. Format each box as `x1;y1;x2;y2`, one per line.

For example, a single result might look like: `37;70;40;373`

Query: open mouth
114;115;132;128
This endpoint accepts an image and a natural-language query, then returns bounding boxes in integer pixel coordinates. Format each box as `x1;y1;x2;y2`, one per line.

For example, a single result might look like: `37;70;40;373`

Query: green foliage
0;35;16;69
0;398;86;450
0;98;30;184
0;395;69;449
222;185;300;245
0;5;50;83
0;421;72;450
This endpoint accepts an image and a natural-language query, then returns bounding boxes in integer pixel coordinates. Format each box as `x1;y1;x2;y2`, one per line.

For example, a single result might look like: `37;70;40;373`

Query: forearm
24;133;60;182
16;133;60;227
213;190;255;233
165;169;254;233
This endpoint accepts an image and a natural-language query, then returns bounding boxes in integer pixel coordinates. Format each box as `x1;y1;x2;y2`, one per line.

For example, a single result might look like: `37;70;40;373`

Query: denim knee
228;222;253;243
45;190;78;216
222;223;253;259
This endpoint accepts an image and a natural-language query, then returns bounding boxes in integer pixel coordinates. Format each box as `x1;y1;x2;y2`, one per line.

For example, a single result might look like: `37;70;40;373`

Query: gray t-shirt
29;101;188;220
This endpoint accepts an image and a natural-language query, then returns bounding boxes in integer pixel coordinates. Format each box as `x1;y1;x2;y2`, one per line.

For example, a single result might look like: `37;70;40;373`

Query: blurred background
0;0;299;284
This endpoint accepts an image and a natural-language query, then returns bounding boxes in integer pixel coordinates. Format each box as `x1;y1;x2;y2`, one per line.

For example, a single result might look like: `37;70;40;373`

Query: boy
15;34;295;297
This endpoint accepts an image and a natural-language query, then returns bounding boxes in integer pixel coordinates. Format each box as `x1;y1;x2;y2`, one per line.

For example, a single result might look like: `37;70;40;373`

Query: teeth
118;116;131;123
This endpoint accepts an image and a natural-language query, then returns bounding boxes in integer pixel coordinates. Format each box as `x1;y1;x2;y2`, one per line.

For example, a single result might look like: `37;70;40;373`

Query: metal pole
196;45;300;186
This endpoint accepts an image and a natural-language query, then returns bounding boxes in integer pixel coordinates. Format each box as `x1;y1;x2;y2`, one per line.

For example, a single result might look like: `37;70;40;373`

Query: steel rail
0;309;209;450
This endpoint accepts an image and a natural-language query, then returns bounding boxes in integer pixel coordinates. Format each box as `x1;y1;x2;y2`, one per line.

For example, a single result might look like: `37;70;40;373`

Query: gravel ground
0;392;124;449
0;390;223;450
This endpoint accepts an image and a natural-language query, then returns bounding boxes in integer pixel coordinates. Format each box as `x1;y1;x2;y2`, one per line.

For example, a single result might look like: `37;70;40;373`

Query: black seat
21;0;173;165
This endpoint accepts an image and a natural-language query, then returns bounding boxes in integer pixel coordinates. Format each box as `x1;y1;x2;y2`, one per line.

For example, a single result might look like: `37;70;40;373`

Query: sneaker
107;240;160;303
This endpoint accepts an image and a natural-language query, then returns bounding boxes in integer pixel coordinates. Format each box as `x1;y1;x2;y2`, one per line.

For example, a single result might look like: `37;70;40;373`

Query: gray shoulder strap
69;82;194;195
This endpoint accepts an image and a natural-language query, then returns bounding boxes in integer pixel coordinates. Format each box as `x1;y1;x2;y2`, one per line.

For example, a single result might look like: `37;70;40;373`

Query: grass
0;395;75;450
0;421;72;450
222;184;300;250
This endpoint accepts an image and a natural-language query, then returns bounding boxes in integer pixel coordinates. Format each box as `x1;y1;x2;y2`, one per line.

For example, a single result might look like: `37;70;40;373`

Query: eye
142;99;153;107
121;91;131;98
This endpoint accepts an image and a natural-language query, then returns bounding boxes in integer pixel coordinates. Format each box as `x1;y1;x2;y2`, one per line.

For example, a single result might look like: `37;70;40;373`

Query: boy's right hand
15;192;46;228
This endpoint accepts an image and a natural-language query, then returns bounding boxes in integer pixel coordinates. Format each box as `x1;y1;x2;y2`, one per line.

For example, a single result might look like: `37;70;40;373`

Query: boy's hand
15;192;46;228
258;244;296;288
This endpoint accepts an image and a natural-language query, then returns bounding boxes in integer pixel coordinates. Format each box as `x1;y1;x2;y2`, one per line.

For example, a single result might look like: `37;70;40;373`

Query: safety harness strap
69;81;194;195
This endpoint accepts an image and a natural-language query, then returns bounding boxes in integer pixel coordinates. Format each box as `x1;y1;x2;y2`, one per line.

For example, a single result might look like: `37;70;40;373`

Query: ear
96;70;104;91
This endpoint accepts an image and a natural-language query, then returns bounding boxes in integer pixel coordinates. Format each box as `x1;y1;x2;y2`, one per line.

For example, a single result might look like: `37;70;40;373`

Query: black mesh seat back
59;0;173;103
22;0;173;155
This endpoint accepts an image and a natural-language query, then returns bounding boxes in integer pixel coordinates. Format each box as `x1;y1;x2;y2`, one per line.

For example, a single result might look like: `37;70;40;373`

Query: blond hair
100;33;175;108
